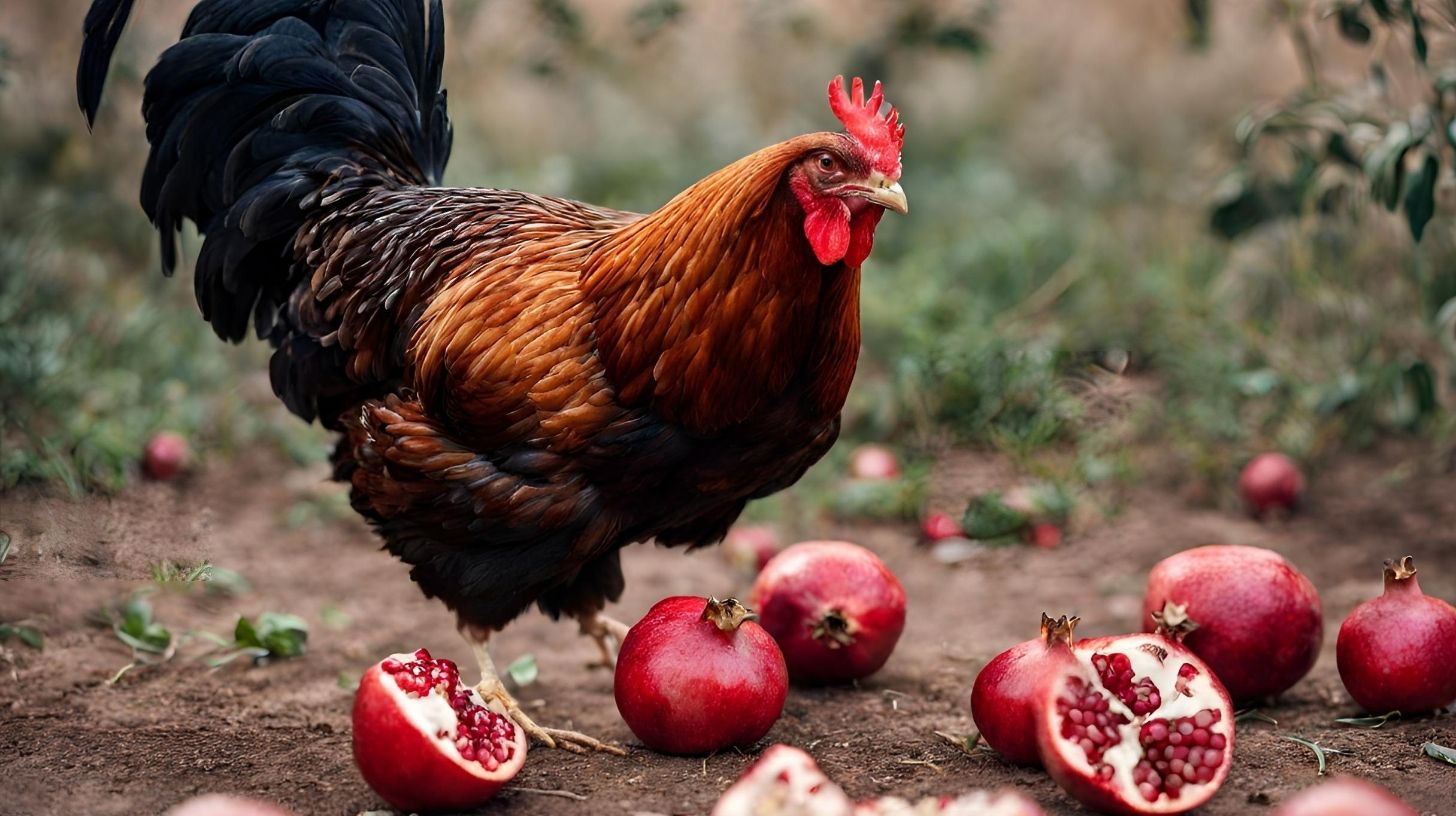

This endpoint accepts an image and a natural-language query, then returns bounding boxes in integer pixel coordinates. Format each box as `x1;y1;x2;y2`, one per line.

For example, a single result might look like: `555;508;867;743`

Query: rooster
79;0;907;753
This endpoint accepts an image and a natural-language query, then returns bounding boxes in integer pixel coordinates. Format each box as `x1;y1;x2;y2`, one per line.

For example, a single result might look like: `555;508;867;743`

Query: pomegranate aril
383;651;519;767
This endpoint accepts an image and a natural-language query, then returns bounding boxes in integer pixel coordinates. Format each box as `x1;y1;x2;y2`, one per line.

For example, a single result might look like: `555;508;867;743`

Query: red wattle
802;198;851;265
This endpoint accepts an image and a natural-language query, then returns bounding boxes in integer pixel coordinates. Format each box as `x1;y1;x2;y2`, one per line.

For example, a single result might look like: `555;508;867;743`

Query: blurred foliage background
2;0;1454;508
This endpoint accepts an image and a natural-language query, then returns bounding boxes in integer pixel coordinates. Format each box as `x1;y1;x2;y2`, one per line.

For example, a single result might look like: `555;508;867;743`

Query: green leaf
506;653;538;687
1403;150;1438;241
1336;4;1372;44
0;624;44;650
0;529;10;564
231;612;308;661
1282;735;1333;775
962;492;1029;540
1424;742;1456;766
1236;709;1279;726
233;615;260;649
1365;121;1414;211
1335;711;1401;728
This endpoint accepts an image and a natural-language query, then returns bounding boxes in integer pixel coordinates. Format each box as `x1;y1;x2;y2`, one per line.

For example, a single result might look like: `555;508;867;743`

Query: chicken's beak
859;172;908;215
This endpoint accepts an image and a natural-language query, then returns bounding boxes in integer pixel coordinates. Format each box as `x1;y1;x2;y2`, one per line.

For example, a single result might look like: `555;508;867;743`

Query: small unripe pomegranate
142;431;191;480
351;648;526;812
1337;556;1456;714
969;613;1079;766
847;444;900;480
1143;544;1323;703
1272;776;1418;816
615;596;788;755
1238;453;1303;518
751;541;906;684
1023;522;1062;549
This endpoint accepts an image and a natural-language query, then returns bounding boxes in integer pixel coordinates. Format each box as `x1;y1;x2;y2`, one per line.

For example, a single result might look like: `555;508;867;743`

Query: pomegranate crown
828;75;904;180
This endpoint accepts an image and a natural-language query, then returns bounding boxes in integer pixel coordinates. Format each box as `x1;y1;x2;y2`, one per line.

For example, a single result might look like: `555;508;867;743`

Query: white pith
854;791;1040;815
1058;638;1233;807
375;656;517;778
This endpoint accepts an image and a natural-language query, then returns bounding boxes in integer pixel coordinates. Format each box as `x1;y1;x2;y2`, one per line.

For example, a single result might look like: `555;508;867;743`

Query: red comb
827;75;904;179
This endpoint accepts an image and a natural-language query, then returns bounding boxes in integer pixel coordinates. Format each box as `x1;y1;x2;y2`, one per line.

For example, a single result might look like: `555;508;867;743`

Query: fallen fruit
848;443;901;480
1238;453;1303;518
1037;631;1235;815
921;512;965;544
615;596;788;754
711;744;855;816
142;431;191;480
855;791;1046;815
971;613;1080;766
1143;544;1322;702
351;648;526;812
164;795;293;816
723;525;782;573
712;744;1046;816
1337;556;1456;714
1023;522;1062;549
1271;776;1418;816
751;541;906;684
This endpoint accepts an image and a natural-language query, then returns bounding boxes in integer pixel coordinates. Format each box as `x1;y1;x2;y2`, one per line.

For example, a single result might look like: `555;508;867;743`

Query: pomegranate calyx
1383;556;1419;587
1151;600;1201;642
810;609;857;648
1040;613;1081;647
702;597;758;631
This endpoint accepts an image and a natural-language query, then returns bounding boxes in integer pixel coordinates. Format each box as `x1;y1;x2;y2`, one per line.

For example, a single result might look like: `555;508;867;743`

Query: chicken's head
789;75;908;268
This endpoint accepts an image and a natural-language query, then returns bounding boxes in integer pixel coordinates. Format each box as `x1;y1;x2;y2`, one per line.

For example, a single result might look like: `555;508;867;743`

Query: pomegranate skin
1238;453;1304;517
1143;545;1323;702
164;795;293;816
1337;557;1456;714
751;541;907;684
351;652;526;813
1272;776;1418;816
848;444;901;480
615;596;788;755
142;431;191;480
969;614;1079;766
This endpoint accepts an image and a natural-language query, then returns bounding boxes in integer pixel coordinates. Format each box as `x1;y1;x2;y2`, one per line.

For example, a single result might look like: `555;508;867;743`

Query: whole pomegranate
1238;453;1303;518
1037;632;1235;815
970;613;1080;766
142;431;191;480
1272;776;1418;816
351;648;526;812
615;596;788;754
848;444;901;480
1337;556;1456;714
1143;545;1322;702
921;512;965;544
751;541;906;684
1023;523;1062;549
723;525;782;573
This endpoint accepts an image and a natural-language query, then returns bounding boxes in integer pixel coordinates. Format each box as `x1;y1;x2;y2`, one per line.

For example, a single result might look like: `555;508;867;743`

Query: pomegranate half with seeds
1036;632;1235;815
351;648;526;812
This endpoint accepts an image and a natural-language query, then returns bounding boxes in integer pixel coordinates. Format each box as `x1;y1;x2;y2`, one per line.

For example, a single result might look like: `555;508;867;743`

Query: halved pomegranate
1037;633;1235;815
711;744;855;816
351;648;526;812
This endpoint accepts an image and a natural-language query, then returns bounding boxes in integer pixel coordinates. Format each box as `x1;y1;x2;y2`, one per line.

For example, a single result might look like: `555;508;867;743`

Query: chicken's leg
577;610;631;669
466;636;627;756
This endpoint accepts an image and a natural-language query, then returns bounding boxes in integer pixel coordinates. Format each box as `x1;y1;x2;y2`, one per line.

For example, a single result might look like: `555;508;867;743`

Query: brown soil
2;443;1454;815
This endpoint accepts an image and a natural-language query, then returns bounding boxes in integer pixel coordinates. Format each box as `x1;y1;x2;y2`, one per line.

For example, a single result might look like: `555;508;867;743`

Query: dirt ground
2;442;1454;816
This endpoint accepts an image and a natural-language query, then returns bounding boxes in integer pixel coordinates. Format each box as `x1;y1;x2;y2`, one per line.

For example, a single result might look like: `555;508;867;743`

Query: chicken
79;0;907;752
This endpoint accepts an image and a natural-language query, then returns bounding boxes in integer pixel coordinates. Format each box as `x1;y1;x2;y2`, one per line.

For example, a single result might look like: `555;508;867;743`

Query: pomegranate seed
383;652;518;768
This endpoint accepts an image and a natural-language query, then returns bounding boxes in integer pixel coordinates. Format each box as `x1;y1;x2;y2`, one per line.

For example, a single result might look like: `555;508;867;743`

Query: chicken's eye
817;154;836;172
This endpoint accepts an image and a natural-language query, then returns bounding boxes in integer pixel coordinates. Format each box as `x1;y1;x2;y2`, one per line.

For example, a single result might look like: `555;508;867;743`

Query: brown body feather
310;135;860;630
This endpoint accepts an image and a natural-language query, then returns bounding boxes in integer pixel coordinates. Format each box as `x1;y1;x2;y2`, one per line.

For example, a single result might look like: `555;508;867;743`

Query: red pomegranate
1337;557;1456;714
921;512;965;544
1037;632;1235;815
351;648;526;812
142;431;191;480
722;525;782;573
1238;453;1303;517
1271;776;1418;816
848;443;901;480
614;596;788;755
1024;522;1062;549
1143;545;1322;702
164;795;294;816
751;541;906;684
970;613;1080;766
711;745;855;816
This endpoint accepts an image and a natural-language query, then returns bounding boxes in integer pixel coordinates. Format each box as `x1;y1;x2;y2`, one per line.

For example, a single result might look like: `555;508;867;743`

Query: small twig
898;758;943;772
511;787;588;801
934;730;983;757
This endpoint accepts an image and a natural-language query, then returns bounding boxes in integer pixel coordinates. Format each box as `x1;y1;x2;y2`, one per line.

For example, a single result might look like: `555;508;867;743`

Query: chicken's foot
577;610;631;670
469;641;628;756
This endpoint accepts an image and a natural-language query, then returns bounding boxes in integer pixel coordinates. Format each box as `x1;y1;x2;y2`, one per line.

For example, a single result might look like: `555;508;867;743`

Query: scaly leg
466;636;627;756
577;610;631;669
